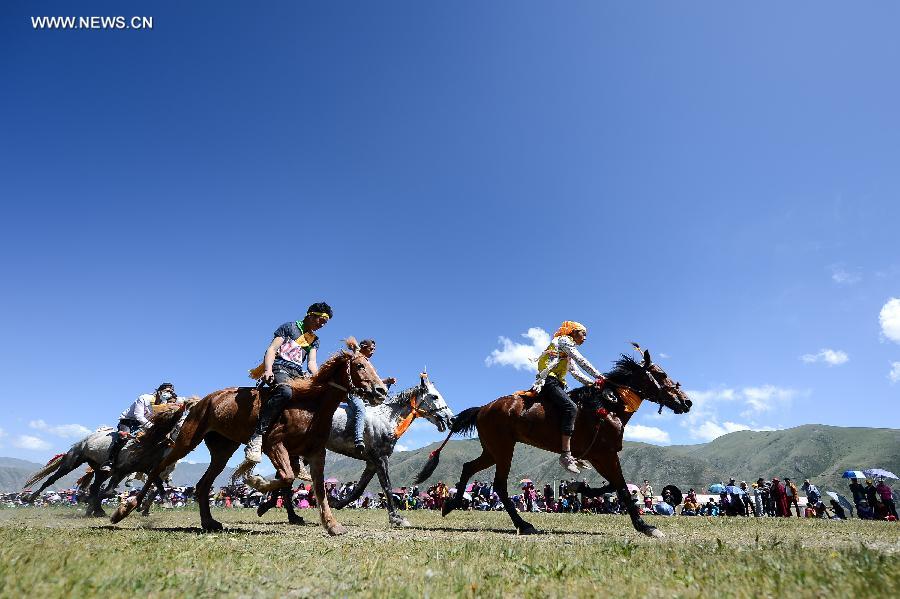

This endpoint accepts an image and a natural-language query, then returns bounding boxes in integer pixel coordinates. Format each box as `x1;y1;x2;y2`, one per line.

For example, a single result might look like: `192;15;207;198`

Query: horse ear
643;349;652;366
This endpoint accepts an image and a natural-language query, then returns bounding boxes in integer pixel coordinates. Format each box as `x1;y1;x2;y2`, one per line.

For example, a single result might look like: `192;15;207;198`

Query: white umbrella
863;468;898;480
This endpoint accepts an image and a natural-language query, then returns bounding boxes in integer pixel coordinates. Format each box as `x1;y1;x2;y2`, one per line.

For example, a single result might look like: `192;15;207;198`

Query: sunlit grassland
1;507;897;598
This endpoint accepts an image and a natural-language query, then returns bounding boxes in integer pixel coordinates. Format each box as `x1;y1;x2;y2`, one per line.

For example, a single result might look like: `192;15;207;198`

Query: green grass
1;506;898;598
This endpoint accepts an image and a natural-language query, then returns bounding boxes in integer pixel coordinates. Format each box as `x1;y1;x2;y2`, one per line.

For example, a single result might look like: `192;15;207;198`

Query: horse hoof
646;527;665;539
110;497;138;524
519;525;539;535
288;516;305;526
257;504;271;518
202;520;224;532
326;524;347;536
92;509;107;518
390;517;411;528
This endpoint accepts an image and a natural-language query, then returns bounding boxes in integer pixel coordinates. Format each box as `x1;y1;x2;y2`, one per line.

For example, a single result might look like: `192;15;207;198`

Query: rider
101;383;178;472
533;321;606;475
351;339;397;455
244;302;333;463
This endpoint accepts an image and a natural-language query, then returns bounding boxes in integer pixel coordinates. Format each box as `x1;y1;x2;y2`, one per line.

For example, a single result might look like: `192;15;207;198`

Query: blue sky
1;2;898;465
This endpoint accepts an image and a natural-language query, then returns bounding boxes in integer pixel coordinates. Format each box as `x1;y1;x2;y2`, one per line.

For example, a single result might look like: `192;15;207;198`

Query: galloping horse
416;346;691;537
22;403;189;517
256;372;454;527
111;340;388;534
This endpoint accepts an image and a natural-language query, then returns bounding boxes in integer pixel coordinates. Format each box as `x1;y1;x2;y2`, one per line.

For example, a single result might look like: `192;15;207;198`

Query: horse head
414;372;455;432
605;345;692;415
338;337;390;402
630;346;692;414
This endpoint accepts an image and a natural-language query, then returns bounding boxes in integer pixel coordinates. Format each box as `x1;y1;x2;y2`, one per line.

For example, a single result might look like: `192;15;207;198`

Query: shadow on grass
92;524;284;535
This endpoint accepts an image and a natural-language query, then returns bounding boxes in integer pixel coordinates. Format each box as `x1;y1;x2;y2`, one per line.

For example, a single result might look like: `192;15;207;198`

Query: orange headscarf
554;321;586;338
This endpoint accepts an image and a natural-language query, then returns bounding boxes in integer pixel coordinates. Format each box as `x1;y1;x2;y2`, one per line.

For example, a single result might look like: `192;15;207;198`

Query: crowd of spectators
7;474;896;523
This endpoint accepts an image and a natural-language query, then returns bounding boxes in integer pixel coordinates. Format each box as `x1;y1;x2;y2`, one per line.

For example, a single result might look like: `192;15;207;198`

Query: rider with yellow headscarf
533;321;606;474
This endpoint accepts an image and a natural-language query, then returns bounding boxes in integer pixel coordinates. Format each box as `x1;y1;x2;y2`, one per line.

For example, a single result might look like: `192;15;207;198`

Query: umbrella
725;485;745;495
653;502;675;516
520;478;532;484
708;483;726;494
864;468;898;480
324;477;339;484
462;491;472;501
825;491;855;516
391;487;407;495
626;483;641;494
841;470;865;479
465;483;474;492
521;481;533;489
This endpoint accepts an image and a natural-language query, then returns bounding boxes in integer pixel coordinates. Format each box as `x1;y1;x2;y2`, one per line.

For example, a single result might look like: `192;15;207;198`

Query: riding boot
102;433;127;472
245;391;289;462
558;452;580;474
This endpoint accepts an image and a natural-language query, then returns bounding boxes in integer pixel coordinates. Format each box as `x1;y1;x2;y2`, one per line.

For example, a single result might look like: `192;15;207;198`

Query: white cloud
658;352;670;359
12;435;51;451
880;298;900;344
623;424;670;444
800;348;849;366
484;327;550;371
740;385;800;417
395;443;410;452
682;384;801;439
691;420;751;441
889;362;900;384
29;420;91;439
831;266;861;285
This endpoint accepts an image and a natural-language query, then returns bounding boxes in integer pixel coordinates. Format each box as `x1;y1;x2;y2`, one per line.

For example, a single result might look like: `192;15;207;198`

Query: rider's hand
595;375;606;388
263;369;275;384
118;431;129;439
384;377;397;386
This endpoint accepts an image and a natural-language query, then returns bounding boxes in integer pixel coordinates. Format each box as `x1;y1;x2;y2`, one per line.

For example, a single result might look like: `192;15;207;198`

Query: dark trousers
255;361;304;436
107;418;141;464
538;376;577;437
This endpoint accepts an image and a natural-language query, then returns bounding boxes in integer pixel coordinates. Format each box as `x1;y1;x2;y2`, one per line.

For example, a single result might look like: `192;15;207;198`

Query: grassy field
1;506;898;598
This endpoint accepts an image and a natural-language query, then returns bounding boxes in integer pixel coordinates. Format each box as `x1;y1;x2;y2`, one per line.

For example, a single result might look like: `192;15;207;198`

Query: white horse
22;403;190;516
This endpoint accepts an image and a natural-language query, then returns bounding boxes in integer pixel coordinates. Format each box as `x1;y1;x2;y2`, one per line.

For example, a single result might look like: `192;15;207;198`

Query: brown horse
415;346;692;537
111;339;388;534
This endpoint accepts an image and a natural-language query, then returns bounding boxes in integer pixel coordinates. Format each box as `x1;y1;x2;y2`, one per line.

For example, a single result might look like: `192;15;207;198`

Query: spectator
784;478;801;517
829;499;847;520
802;479;820;505
875;479;898;519
864;480;878;508
848;478;865;506
752;482;764;517
772;478;788;517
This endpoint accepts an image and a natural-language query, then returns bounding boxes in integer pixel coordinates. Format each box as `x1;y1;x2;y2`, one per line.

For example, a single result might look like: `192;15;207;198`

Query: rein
393;388;442;438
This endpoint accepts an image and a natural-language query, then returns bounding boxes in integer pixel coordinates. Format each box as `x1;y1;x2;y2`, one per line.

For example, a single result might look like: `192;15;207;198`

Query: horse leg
443;448;496;517
307;450;345;536
373;456;408;528
589;451;661;538
86;471;113;517
141;476;166;516
282;456;304;525
330;462;376;510
492;444;538;535
195;433;240;532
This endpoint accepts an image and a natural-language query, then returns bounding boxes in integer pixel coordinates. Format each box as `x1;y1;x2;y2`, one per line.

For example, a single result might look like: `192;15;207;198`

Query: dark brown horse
111;340;388;534
415;346;691;537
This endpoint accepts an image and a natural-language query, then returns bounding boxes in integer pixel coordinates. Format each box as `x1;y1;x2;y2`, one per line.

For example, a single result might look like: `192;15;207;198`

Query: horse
415;346;692;538
21;403;189;517
111;339;388;534
256;372;454;527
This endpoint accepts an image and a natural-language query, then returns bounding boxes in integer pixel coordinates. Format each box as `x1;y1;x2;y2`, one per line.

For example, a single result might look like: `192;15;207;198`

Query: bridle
327;353;383;401
638;364;684;414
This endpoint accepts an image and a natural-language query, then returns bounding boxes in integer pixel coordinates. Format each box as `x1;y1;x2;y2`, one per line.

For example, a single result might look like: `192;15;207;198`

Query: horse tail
75;468;95;493
414;406;482;484
22;453;65;489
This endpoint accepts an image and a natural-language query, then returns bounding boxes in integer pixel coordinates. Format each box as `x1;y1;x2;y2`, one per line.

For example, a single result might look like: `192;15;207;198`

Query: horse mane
285;342;356;399
567;354;641;407
142;403;190;446
605;354;642;385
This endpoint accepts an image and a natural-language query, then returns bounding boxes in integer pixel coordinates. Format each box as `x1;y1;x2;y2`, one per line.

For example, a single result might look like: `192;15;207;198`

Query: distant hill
4;425;897;495
320;424;900;495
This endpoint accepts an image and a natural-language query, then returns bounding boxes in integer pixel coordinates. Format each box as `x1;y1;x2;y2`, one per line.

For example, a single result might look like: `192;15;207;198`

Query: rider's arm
263;336;283;375
558;336;603;381
133;396;150;427
307;346;318;376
